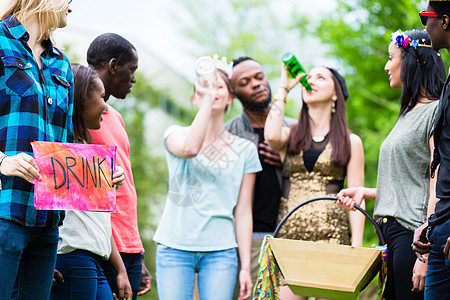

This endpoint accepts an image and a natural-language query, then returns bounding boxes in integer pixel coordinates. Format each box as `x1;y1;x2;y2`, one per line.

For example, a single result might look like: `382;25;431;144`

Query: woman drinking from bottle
265;60;365;300
153;56;261;300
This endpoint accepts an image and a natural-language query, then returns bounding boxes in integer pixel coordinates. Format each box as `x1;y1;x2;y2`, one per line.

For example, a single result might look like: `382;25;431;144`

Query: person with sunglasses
0;0;74;299
338;28;445;299
413;1;450;299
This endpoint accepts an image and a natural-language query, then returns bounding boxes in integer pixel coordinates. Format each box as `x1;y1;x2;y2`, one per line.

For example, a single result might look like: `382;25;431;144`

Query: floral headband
213;54;233;79
390;30;432;49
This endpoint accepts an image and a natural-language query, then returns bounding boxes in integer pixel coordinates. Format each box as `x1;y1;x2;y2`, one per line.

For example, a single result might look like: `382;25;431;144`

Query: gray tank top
374;101;439;231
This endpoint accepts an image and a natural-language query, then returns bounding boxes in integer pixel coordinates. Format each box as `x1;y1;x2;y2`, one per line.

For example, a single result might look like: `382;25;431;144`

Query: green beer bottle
281;52;312;92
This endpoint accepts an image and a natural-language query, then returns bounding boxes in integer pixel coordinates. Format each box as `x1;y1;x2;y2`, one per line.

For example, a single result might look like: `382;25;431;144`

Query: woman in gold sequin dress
265;65;365;300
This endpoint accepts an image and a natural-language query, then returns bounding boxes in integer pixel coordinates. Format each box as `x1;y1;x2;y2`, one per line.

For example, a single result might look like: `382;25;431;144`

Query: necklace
312;136;325;143
312;133;329;143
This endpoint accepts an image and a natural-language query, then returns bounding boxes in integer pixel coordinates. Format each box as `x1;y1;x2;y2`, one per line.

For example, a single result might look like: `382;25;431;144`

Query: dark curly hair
87;33;136;69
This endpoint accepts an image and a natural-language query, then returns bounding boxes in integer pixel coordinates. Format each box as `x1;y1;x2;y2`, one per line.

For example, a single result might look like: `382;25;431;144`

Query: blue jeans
50;250;113;300
425;218;450;300
101;252;142;300
0;218;58;300
156;244;238;300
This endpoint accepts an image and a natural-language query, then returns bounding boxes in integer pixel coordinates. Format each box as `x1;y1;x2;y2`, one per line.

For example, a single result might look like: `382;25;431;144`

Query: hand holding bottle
193;79;217;108
281;52;311;92
195;56;217;88
279;63;304;93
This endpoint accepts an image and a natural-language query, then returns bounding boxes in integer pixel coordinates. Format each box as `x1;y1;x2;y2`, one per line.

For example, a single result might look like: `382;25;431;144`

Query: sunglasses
419;11;442;26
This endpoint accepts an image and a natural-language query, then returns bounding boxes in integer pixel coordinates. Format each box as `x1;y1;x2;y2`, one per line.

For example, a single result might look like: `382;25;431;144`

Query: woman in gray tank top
337;29;445;300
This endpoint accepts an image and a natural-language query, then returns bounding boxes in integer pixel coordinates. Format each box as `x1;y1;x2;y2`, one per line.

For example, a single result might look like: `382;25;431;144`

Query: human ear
108;58;119;75
443;15;450;31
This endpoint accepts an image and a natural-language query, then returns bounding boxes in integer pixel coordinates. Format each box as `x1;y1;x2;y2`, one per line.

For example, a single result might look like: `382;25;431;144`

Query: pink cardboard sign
31;141;117;212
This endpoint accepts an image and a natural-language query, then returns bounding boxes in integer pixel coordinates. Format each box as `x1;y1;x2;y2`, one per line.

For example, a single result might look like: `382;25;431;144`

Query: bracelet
0;154;7;174
273;94;287;104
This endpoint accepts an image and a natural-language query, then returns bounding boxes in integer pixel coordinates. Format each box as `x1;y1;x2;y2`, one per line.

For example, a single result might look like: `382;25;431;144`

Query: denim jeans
156;244;238;300
101;252;142;300
380;217;423;300
50;250;113;300
425;218;450;300
0;218;59;300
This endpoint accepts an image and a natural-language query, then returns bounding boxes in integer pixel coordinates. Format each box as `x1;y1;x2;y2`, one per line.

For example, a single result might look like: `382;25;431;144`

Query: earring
331;102;336;114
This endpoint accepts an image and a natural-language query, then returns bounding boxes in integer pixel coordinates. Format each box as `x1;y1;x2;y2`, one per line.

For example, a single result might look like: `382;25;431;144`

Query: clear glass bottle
194;56;217;88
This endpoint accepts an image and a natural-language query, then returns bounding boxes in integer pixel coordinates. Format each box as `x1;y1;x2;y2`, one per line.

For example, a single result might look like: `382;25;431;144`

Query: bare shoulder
349;133;363;147
283;126;291;137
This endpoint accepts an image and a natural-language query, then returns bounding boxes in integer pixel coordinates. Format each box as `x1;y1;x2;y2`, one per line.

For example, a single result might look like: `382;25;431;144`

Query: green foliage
293;0;443;245
174;0;291;79
296;0;425;187
63;2;450;298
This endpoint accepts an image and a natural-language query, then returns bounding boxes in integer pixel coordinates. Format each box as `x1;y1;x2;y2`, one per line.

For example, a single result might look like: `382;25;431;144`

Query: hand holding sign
31;141;117;212
0;153;42;184
113;166;125;189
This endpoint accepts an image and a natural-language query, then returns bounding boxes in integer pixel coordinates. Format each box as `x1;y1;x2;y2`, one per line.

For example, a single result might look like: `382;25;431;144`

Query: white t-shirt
58;210;112;259
153;125;262;251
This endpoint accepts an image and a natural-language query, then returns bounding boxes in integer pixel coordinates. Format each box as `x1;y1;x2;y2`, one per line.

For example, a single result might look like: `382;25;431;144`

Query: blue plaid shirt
0;15;74;227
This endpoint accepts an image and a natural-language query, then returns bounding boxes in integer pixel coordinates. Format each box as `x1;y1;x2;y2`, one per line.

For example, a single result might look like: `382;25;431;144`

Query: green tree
173;0;300;85
291;0;448;245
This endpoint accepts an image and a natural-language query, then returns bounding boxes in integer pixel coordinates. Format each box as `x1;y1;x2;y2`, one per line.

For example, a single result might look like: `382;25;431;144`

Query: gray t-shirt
374;101;439;231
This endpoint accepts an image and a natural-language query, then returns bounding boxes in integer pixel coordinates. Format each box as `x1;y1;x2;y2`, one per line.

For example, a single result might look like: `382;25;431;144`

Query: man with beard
225;57;295;298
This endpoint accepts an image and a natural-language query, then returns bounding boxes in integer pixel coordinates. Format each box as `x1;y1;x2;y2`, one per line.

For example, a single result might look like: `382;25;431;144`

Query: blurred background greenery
62;0;448;298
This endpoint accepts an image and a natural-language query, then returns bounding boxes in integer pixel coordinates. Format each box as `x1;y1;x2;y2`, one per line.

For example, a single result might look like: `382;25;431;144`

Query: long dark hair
287;68;351;166
71;63;100;143
399;29;445;115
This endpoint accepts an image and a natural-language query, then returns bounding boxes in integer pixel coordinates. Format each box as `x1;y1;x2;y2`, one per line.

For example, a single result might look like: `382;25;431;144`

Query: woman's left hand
112;166;125;188
238;268;252;300
411;258;427;292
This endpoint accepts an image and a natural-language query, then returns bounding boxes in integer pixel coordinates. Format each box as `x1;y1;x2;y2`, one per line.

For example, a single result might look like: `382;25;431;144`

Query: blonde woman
0;0;74;298
154;59;261;300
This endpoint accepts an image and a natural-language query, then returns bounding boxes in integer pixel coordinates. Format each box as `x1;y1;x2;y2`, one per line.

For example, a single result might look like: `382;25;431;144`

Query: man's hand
444;237;450;260
114;271;132;300
259;142;282;167
413;222;430;262
138;260;152;296
52;269;64;287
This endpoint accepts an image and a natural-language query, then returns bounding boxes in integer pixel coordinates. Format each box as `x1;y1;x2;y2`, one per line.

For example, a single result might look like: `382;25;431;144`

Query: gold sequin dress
276;140;350;244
